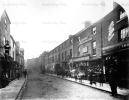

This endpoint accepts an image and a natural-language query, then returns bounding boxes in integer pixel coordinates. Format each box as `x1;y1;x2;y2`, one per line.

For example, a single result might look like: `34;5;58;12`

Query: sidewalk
0;77;26;100
49;74;129;97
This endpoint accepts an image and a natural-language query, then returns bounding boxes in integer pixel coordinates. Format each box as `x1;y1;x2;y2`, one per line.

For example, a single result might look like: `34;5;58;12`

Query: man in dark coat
89;69;93;85
109;67;118;97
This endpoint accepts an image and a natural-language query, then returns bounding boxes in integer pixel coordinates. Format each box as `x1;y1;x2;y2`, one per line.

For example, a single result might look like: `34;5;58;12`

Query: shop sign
73;56;89;62
108;21;114;41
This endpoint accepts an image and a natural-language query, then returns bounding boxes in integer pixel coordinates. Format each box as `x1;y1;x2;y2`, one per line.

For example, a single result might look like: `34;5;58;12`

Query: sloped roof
0;6;4;21
0;6;11;24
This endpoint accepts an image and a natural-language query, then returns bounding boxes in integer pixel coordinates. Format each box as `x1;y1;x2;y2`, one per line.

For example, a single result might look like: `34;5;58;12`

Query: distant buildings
45;2;129;88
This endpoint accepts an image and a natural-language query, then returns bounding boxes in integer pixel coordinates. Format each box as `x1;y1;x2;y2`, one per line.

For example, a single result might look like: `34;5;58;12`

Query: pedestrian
0;59;2;88
24;69;27;78
109;67;118;97
74;69;78;81
92;70;97;86
17;70;20;80
89;69;93;85
99;70;104;87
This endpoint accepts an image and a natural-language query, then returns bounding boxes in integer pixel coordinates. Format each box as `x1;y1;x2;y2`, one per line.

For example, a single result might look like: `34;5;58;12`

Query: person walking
0;59;2;88
89;69;93;85
17;70;20;80
109;67;118;97
74;69;78;81
99;70;104;87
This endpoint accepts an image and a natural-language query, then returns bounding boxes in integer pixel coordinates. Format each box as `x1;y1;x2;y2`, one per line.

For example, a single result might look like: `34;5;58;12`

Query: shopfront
103;41;129;88
89;58;102;82
72;56;90;79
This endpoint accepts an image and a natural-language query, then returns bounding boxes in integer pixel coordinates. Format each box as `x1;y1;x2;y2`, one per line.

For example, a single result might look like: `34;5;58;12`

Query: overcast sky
0;0;128;60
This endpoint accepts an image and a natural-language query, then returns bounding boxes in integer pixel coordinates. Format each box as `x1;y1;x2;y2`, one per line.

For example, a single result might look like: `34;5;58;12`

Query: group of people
88;68;104;86
89;67;118;97
74;66;118;97
16;69;27;80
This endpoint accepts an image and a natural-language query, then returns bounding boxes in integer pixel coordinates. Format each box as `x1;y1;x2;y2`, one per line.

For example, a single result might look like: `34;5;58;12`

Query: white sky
0;0;128;60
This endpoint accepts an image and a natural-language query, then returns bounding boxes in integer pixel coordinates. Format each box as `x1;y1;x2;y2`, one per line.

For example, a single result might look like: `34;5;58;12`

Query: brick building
102;3;129;88
45;2;129;88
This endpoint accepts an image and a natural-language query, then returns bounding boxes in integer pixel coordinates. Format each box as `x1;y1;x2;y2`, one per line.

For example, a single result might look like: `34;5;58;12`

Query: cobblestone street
21;72;125;100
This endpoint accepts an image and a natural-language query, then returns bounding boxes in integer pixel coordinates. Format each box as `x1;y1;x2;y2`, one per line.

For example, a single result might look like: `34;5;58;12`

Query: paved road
21;73;124;100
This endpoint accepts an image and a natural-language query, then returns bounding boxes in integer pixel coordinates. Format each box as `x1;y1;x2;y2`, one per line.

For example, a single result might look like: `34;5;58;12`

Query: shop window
120;11;127;20
87;62;89;66
92;41;96;56
120;27;129;41
93;27;96;35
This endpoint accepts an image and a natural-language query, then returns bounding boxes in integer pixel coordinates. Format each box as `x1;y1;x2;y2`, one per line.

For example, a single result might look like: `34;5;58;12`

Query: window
62;53;64;61
70;49;72;58
78;36;80;42
2;36;6;46
65;51;67;60
70;39;73;44
5;19;7;31
120;11;127;19
93;27;96;35
58;54;60;61
120;27;129;41
62;43;64;49
53;56;54;63
60;45;62;50
78;46;80;55
92;41;96;56
83;46;88;54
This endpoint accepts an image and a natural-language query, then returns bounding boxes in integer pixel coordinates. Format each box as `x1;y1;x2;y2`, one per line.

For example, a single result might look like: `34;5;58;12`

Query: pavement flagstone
49;74;129;97
0;78;25;100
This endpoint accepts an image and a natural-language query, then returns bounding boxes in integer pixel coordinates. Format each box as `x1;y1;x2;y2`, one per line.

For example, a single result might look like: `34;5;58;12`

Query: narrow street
21;72;124;100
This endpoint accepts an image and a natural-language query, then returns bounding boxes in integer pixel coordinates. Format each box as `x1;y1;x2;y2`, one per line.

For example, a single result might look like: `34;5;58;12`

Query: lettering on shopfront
108;21;114;41
73;56;89;62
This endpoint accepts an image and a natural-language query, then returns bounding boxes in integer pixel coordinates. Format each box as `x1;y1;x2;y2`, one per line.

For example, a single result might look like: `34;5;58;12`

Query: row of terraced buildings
45;2;129;88
0;9;25;88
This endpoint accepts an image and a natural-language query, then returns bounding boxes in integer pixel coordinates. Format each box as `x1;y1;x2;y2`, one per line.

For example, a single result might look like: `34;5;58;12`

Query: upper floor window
60;45;62;50
78;46;80;55
120;11;127;20
70;49;72;58
62;52;64;61
92;41;96;56
93;27;96;35
5;19;7;31
62;43;65;49
78;36;80;42
120;27;129;41
83;46;88;54
70;39;73;44
65;51;67;60
3;36;6;46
